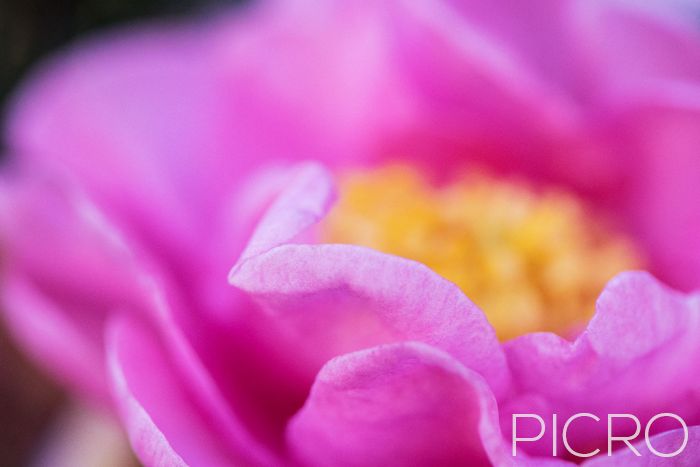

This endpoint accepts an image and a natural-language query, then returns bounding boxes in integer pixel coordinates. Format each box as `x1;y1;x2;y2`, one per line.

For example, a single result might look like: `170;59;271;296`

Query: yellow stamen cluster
321;165;644;340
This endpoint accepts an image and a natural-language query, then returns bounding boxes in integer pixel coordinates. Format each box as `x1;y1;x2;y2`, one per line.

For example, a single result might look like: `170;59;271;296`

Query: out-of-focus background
0;1;238;465
0;0;237;148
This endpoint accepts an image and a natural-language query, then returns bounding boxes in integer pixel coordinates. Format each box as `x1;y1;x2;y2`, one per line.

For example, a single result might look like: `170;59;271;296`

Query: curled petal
286;342;512;466
232;244;509;398
230;164;509;397
235;163;336;263
107;315;254;467
504;271;700;455
133;278;294;466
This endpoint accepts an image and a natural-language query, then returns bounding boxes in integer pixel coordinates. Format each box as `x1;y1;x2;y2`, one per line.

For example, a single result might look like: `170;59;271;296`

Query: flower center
321;165;645;340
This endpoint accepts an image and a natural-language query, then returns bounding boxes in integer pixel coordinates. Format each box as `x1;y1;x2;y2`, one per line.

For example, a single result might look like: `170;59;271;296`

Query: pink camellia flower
2;0;700;465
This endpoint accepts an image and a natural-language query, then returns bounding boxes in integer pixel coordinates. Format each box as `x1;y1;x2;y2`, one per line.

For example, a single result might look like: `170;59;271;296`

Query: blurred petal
107;315;250;467
380;0;590;185
612;98;700;291
0;175;148;401
444;0;585;94
212;0;416;169
2;276;106;402
574;0;700;98
5;21;235;256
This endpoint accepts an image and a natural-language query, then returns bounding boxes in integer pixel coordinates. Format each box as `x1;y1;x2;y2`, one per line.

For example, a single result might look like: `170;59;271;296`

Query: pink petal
0;175;149;401
584;425;700;466
230;165;510;397
2;275;108;403
443;0;587;95
233;244;509;396
380;0;593;186
611;100;700;291
107;315;243;466
4;1;415;271
574;0;700;99
5;20;238;256
235;163;336;263
441;0;700;101
211;1;416;170
148;282;310;465
504;271;700;456
286;342;511;466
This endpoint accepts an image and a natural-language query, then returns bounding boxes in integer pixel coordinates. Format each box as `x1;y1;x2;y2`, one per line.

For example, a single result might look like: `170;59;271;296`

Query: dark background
0;1;238;465
0;0;215;105
0;0;240;148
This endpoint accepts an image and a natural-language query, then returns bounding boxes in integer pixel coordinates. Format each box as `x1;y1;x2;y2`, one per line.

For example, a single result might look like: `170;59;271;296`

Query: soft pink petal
230;165;510;397
146;278;308;465
232;244;509;397
2;275;108;402
390;0;700;196
444;0;588;96
5;20;238;257
235;163;336;263
585;425;700;466
1;130;316;460
441;0;700;101
215;0;604;192
0;174;149;400
286;342;511;466
107;315;242;466
379;0;599;189
610;101;700;291
210;0;416;169
503;271;700;456
3;1;414;273
573;0;700;100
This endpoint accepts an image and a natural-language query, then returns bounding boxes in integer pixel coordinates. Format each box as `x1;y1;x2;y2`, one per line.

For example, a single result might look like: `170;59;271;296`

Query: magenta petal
585;272;697;361
0;175;148;400
575;1;700;94
232;244;509;397
443;0;584;94
504;271;700;454
584;426;700;466
3;275;108;402
235;162;336;263
231;163;509;396
381;0;589;183
129;260;299;466
286;342;510;466
107;315;246;467
4;14;281;262
614;101;700;291
211;1;416;170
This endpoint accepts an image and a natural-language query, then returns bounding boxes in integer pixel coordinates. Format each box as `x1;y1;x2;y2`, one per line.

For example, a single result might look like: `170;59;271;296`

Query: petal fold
107;315;245;467
286;342;511;466
504;271;700;456
0;175;148;400
230;165;510;397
